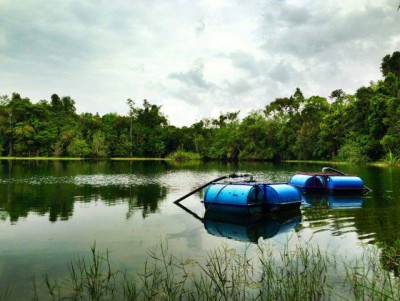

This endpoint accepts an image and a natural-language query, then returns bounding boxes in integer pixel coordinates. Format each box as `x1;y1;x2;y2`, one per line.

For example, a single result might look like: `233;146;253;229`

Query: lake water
0;160;399;299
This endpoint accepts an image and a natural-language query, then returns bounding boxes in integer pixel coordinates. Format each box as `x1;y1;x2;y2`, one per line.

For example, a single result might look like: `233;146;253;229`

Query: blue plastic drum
264;184;301;205
326;176;364;192
204;183;264;206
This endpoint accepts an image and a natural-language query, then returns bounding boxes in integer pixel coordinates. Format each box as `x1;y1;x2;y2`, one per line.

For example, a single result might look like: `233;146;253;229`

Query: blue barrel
261;184;301;206
289;175;323;191
204;183;264;206
326;176;364;192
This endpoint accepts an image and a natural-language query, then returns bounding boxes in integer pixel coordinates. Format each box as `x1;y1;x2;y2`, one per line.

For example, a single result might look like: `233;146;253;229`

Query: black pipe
322;167;346;175
174;201;204;222
173;173;252;204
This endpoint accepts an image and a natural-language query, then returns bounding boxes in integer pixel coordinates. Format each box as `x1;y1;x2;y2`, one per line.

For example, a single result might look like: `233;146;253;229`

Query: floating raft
175;168;369;216
289;173;365;194
203;182;301;214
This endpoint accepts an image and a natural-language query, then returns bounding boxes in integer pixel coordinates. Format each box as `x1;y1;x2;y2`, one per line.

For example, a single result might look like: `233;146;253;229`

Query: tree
238;111;280;160
92;131;108;157
381;51;400;78
67;136;91;157
126;98;136;157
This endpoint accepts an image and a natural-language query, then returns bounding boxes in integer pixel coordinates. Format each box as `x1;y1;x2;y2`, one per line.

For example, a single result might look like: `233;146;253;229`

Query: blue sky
0;0;399;126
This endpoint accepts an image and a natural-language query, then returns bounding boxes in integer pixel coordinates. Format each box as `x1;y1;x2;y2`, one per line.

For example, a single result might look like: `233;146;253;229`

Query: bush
338;140;369;164
167;150;201;161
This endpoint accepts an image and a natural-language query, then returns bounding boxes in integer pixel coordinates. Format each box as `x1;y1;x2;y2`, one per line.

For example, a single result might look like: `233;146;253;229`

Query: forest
0;51;399;163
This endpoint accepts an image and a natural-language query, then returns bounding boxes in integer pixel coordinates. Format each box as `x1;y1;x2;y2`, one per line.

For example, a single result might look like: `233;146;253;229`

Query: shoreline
0;156;172;161
0;157;392;167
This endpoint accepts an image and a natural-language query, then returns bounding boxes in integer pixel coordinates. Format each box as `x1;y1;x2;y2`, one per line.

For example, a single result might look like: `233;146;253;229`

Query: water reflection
302;194;364;209
300;193;372;243
126;184;168;218
203;209;301;242
0;161;169;223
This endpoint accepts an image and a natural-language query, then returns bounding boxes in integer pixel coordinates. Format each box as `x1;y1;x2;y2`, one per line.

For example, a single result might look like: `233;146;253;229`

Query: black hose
322;167;346;175
173;173;252;204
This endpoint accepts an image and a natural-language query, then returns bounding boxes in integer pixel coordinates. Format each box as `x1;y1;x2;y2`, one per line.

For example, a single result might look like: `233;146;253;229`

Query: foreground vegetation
0;51;399;163
1;239;399;300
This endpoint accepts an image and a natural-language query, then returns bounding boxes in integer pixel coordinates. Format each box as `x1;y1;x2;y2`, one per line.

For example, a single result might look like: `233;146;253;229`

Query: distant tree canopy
0;51;399;162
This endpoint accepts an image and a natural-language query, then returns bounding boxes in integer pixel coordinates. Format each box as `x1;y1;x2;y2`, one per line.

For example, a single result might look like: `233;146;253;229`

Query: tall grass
0;285;12;301
346;244;400;300
6;240;400;300
43;243;118;300
385;149;399;166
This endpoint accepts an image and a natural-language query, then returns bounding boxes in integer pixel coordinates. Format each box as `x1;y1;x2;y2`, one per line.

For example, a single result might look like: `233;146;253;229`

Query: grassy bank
0;157;171;161
111;157;172;161
0;156;83;160
0;156;397;167
5;240;400;301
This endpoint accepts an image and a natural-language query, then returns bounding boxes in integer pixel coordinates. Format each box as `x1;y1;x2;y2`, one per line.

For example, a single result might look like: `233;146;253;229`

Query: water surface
0;160;399;299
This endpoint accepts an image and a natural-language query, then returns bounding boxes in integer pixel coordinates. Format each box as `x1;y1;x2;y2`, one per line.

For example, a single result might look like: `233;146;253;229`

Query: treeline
0;51;399;162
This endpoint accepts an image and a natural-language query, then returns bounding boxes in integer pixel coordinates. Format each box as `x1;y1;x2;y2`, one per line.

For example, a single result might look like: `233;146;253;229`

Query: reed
19;239;400;300
43;243;118;301
0;285;12;301
385;149;399;166
345;245;400;300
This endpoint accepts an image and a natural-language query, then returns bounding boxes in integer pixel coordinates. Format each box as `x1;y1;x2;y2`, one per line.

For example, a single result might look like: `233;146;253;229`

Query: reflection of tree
0;182;168;223
126;184;168;219
0;210;8;221
0;183;75;223
0;160;171;223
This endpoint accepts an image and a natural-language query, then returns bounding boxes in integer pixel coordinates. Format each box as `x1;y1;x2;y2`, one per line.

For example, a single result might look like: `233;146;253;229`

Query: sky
0;0;399;126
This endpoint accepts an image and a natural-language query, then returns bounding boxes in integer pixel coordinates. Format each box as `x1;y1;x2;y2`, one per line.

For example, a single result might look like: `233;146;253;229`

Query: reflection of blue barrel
205;221;262;242
327;195;363;208
203;209;302;242
301;194;363;208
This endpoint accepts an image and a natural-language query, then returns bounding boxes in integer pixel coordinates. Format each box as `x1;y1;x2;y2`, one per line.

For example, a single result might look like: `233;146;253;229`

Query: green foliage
67;136;91;157
384;149;399;166
167;150;201;161
238;111;278;160
381;51;400;78
338;140;369;164
92;131;109;157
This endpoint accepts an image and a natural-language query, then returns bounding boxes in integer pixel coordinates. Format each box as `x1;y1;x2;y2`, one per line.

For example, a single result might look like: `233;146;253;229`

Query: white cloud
0;0;399;126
